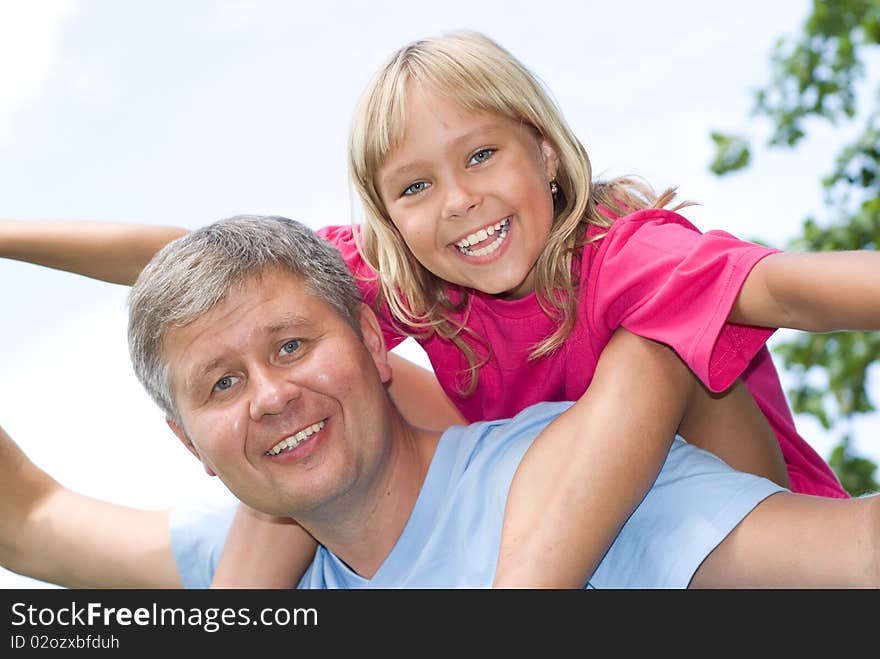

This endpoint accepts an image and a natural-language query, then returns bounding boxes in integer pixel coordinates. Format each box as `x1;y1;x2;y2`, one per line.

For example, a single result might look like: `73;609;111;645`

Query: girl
3;31;878;587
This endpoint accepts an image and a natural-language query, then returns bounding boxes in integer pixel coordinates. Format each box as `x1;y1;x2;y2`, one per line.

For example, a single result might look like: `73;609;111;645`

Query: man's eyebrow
184;356;230;397
264;313;314;335
184;313;315;394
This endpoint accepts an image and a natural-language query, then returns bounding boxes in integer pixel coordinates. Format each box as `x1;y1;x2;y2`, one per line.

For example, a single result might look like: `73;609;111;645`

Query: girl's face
376;85;559;300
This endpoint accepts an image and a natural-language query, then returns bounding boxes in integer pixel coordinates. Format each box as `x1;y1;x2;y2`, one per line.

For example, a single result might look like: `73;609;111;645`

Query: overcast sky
2;0;878;588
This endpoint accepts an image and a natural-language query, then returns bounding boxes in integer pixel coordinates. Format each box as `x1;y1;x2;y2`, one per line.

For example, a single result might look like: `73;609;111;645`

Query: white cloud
0;0;75;143
219;0;317;26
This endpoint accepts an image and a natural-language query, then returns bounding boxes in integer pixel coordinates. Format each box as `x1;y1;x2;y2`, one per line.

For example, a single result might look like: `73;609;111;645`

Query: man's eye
280;339;301;355
213;375;238;392
468;148;495;166
402;181;430;196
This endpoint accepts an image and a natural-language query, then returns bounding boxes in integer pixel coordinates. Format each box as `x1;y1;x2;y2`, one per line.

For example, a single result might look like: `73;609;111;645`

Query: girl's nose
442;173;482;219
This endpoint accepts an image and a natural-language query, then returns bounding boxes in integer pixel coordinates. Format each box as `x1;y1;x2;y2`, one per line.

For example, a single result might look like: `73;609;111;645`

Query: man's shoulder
498;400;575;433
441;401;575;463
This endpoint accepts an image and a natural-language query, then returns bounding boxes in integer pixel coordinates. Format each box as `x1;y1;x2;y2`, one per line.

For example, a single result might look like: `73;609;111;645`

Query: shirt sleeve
588;436;786;588
316;224;407;351
586;209;780;392
169;493;238;589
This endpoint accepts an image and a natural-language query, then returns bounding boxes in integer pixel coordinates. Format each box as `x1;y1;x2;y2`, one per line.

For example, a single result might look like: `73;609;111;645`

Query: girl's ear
540;138;560;181
166;417;217;477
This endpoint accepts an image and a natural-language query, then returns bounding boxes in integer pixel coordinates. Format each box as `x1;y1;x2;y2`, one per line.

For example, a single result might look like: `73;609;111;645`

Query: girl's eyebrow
380;123;504;187
380;161;427;187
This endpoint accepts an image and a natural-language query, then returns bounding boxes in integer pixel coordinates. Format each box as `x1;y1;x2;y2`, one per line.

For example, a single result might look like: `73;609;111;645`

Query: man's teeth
266;420;326;456
455;218;510;256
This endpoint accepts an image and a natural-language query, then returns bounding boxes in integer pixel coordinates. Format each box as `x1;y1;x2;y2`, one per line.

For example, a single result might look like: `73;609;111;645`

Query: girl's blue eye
402;181;430;196
468;148;495;166
281;339;301;355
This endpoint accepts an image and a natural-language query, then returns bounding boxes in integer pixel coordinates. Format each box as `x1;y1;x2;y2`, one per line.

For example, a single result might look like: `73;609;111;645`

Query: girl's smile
377;84;559;300
451;216;510;257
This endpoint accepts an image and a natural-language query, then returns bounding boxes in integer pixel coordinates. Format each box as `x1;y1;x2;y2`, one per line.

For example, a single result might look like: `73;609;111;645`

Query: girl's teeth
455;218;509;256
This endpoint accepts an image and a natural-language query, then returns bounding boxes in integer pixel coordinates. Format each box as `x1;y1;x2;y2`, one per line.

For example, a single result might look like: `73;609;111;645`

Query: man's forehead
174;268;306;322
219;268;329;317
162;269;334;380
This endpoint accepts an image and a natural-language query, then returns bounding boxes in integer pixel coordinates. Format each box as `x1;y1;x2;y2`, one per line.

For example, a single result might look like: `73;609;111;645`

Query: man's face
163;268;393;517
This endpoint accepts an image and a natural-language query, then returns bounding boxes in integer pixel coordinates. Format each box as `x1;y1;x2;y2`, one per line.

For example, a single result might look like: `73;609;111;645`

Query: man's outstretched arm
692;488;880;587
0;424;182;588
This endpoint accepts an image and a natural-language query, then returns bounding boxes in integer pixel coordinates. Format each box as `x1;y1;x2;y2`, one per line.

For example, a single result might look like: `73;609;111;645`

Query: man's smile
265;418;328;456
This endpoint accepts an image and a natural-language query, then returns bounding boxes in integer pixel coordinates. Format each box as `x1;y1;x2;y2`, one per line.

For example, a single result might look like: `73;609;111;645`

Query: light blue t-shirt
171;401;785;588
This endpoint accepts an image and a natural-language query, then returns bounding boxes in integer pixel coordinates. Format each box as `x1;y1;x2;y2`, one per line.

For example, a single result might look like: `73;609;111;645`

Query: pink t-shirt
317;209;847;498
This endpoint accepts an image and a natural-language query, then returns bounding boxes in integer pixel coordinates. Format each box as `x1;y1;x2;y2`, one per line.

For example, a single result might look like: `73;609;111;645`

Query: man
4;215;879;588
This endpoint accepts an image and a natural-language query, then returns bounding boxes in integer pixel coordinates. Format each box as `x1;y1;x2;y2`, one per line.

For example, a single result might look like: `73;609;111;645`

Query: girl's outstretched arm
494;329;694;588
0;220;186;285
732;250;880;331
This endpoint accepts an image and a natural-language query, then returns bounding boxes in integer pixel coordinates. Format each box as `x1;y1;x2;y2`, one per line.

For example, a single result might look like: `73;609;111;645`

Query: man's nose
249;366;302;420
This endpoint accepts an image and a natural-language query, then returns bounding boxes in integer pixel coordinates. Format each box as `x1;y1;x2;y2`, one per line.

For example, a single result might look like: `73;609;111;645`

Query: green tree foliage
710;0;880;495
709;132;751;175
829;435;880;496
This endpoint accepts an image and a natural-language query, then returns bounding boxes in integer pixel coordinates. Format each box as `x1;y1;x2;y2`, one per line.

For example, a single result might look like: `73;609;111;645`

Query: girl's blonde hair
349;30;687;393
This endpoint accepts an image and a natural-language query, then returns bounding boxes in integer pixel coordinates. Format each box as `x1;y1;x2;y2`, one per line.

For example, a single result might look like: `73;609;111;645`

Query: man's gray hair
128;215;364;424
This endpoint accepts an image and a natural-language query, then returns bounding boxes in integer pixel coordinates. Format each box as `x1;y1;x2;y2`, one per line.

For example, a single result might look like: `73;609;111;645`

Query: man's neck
296;409;442;579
